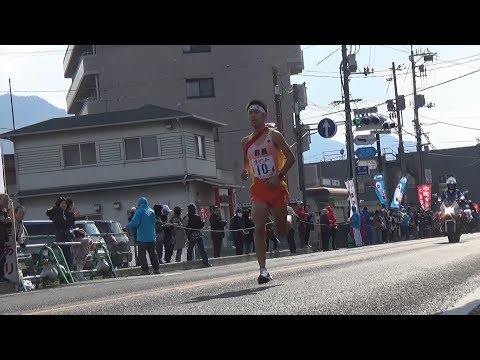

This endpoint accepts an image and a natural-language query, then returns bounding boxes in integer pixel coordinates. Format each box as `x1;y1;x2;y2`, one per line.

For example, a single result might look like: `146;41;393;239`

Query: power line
297;73;389;80
379;45;410;54
315;47;341;66
422;121;480;131
368;66;480;110
302;45;319;51
416;68;480;93
307;100;339;112
434;53;480;71
303;52;480;75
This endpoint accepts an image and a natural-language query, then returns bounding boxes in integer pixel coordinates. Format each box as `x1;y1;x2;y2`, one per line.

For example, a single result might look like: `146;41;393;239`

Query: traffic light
353;115;387;131
382;120;397;129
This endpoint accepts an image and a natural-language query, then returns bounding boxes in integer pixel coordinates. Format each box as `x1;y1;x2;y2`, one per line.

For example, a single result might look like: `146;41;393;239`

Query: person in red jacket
326;206;338;250
295;202;309;248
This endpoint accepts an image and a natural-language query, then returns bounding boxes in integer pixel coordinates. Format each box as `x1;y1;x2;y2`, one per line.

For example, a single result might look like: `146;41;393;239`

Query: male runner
241;99;296;284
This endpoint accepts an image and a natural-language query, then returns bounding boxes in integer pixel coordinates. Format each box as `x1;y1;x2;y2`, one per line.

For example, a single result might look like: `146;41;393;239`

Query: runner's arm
241;136;249;171
241;136;250;179
271;130;296;176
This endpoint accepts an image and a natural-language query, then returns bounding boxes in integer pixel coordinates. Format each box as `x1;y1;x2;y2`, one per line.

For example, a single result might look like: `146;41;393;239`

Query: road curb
115;247;316;277
441;286;480;315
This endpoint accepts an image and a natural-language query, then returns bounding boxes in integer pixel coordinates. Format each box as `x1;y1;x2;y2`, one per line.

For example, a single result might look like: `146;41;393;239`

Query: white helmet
446;177;457;190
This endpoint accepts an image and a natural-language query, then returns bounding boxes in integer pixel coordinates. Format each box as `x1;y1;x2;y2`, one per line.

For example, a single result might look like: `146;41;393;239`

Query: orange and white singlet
245;128;289;208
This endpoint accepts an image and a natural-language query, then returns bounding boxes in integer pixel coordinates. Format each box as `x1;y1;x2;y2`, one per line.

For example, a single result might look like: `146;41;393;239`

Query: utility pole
391;62;405;174
375;134;383;173
341;45;357;185
8;79;16;131
272;67;283;134
410;46;424;185
293;84;306;204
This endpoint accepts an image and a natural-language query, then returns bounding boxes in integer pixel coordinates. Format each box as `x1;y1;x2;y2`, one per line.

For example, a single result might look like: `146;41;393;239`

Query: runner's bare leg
251;202;270;269
271;206;288;240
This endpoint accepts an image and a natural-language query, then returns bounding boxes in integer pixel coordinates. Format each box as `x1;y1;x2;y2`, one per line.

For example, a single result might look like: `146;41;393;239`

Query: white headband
248;104;266;114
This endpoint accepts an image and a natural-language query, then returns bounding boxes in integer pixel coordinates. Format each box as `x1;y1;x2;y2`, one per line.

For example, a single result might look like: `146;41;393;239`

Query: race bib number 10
253;156;276;180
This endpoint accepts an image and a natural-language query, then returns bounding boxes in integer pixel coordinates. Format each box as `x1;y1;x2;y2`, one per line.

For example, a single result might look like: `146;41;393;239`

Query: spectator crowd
6;188;480;283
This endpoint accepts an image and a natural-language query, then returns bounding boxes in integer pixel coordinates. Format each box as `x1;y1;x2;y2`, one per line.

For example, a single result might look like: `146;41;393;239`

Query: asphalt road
2;233;480;315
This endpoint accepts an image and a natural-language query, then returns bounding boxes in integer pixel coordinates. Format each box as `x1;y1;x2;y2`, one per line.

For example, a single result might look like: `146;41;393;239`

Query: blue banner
390;176;408;209
373;174;388;206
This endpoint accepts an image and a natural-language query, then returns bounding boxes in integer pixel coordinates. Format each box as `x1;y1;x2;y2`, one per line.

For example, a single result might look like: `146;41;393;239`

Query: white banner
345;179;358;218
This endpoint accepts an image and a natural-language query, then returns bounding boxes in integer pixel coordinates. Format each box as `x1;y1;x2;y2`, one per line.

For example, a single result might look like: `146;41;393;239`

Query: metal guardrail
17;240;116;289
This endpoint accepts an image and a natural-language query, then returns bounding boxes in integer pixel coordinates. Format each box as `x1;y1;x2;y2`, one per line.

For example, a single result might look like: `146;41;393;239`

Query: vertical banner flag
417;184;432;211
391;176;408;209
345;179;358;217
373;174;388;206
2;203;20;288
0;144;5;193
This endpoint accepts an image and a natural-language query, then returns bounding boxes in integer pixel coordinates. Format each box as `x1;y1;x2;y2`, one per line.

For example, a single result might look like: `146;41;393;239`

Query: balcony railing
64;45;96;78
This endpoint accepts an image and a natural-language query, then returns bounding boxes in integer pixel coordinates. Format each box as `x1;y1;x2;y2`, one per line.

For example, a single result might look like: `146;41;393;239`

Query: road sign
356;166;369;176
354;134;376;146
317;118;337;138
370;129;392;135
355;147;377;158
357;159;378;170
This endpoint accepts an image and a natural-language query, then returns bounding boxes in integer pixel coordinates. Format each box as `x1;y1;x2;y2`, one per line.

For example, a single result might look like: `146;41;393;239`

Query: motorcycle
440;200;462;243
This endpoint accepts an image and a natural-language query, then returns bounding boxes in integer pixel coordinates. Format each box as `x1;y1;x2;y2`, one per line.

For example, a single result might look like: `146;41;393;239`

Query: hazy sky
1;45;479;150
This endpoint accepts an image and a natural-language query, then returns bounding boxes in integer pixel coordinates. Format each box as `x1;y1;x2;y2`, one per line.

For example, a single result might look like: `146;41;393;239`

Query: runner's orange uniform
245;127;289;208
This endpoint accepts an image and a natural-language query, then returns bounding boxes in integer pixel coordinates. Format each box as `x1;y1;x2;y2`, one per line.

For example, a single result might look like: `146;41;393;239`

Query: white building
1;105;239;223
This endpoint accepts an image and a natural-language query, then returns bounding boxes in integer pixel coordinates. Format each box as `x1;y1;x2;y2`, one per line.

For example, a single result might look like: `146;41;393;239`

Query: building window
186;78;215;99
63;143;97;167
195;135;206;159
183;45;211;53
124;136;159;160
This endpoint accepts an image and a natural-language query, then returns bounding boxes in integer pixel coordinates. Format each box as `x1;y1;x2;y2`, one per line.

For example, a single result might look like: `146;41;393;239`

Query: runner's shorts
251;180;289;208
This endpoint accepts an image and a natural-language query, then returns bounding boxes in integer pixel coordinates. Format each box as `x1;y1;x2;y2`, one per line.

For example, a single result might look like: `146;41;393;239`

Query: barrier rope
153;217;350;233
152;216;432;233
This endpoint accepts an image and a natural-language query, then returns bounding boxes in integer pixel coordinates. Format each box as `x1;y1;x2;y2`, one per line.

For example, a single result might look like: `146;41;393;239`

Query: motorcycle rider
440;177;464;240
440;177;462;204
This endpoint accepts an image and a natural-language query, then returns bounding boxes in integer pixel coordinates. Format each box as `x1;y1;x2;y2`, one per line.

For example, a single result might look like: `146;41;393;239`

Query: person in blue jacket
350;206;362;247
126;197;160;275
